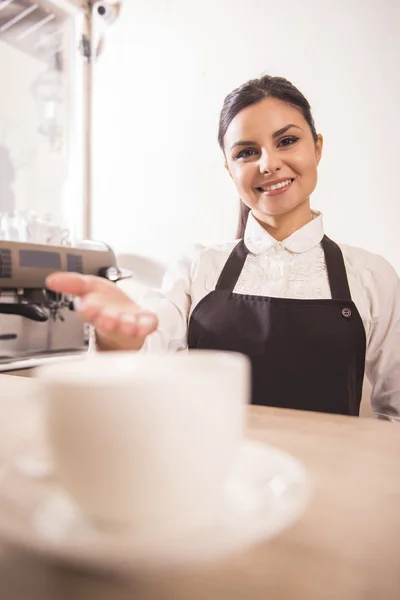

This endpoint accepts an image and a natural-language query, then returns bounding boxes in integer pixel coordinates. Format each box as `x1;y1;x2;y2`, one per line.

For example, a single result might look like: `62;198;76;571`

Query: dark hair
217;75;318;238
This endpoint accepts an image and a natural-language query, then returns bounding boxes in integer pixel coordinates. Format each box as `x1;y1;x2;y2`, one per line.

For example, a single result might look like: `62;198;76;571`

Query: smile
257;178;294;193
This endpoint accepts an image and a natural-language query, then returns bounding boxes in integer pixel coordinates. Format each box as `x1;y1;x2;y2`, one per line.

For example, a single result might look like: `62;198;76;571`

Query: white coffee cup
37;350;250;543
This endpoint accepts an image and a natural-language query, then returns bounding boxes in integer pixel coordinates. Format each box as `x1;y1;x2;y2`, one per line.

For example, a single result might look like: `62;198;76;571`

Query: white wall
92;0;400;271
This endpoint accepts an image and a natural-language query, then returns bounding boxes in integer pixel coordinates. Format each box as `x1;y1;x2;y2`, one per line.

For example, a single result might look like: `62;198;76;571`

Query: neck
253;201;313;241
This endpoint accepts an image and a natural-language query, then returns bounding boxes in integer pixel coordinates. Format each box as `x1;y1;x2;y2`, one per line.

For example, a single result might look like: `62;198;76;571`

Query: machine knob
98;266;121;282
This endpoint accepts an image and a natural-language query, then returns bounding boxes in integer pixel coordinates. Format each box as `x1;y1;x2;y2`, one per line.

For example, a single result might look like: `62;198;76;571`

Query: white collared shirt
139;211;400;416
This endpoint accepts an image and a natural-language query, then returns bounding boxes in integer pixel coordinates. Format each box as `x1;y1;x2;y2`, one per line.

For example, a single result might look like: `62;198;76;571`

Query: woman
47;75;400;417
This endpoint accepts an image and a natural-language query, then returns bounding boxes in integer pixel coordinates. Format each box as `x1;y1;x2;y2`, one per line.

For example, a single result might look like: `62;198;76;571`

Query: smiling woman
46;74;400;420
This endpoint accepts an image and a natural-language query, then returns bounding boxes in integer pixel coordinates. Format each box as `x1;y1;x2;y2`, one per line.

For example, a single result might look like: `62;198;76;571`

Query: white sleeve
364;255;400;417
139;246;202;353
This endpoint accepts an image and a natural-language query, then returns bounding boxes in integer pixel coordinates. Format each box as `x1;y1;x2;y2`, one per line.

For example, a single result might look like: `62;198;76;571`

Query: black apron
188;236;366;416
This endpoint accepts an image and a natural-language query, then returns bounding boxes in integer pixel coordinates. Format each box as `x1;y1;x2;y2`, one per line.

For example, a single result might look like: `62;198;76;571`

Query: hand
46;272;158;351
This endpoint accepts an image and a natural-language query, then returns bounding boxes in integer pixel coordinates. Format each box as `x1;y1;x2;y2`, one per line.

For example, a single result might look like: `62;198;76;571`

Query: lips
256;178;294;192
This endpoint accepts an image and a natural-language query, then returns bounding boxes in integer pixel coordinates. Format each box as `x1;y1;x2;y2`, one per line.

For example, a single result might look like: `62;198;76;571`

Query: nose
258;148;282;175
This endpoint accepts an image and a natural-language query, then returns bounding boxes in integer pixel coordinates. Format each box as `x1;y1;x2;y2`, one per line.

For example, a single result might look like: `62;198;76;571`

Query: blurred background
91;0;400;268
0;0;399;269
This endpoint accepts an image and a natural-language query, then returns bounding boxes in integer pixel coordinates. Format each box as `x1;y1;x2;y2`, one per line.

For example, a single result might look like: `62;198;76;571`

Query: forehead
224;97;306;146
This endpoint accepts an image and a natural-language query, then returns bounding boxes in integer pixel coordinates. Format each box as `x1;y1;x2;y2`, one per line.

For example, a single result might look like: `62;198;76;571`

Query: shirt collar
244;210;324;255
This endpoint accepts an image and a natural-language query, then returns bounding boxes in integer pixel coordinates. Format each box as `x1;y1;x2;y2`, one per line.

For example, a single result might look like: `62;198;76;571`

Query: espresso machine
0;239;128;369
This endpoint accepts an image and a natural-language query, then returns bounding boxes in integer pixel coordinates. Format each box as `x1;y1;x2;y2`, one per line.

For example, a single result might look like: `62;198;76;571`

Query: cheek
231;165;255;194
293;154;318;181
293;146;318;174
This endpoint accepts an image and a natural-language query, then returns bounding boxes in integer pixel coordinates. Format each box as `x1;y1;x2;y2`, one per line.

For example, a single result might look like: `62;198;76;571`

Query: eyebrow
230;124;303;152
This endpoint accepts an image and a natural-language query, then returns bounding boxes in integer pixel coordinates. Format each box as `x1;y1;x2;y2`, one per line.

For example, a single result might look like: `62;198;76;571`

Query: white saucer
0;440;310;571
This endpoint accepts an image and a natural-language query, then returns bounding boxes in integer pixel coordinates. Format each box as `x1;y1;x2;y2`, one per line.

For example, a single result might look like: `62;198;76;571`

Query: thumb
46;272;116;297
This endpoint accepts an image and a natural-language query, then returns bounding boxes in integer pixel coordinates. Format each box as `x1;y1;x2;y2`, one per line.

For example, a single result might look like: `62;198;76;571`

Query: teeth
261;179;292;192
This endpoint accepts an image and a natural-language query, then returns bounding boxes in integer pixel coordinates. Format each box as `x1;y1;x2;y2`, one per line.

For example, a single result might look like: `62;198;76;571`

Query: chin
255;197;306;217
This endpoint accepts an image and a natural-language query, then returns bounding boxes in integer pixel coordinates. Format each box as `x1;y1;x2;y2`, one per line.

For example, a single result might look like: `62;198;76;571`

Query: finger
94;308;122;333
95;310;157;338
73;293;106;323
118;314;140;337
134;312;158;337
118;313;158;338
116;312;158;338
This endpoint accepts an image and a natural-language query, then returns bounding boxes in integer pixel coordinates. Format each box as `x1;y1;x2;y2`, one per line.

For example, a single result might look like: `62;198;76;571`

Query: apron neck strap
321;236;352;301
215;240;248;292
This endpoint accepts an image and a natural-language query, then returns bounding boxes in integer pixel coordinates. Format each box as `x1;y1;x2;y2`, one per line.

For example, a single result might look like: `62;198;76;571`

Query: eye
277;136;299;148
235;148;258;160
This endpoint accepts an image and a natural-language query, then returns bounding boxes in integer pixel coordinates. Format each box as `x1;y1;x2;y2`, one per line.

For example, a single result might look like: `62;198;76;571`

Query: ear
315;134;323;165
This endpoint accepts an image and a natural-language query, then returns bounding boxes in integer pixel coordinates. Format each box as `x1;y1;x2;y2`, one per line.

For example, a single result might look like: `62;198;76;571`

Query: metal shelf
0;0;67;63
